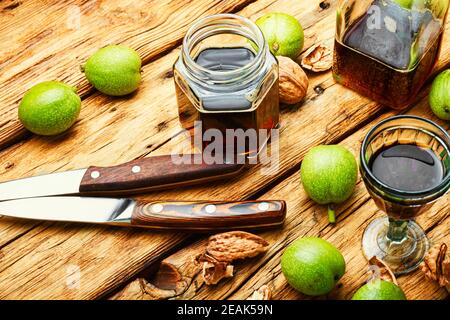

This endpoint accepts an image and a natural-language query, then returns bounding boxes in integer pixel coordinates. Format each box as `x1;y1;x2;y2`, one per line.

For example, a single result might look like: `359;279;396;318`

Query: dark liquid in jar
333;0;444;109
175;47;279;155
195;47;256;111
370;144;444;192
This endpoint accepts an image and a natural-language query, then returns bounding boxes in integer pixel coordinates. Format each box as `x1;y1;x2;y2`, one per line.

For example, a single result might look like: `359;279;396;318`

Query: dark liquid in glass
370;144;444;192
366;143;446;220
333;0;444;109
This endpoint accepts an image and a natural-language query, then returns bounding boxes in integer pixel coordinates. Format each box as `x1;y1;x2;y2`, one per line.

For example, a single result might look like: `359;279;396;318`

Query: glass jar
173;14;279;156
333;0;449;109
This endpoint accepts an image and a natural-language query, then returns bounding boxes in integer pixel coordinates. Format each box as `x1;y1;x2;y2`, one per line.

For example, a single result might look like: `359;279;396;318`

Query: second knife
0;198;286;232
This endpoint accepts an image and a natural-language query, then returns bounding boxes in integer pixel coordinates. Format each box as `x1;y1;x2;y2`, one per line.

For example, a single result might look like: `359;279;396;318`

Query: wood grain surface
113;97;450;301
0;0;255;149
0;0;448;299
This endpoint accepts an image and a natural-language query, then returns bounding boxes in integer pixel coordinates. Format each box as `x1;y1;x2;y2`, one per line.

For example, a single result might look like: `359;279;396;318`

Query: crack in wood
2;1;21;11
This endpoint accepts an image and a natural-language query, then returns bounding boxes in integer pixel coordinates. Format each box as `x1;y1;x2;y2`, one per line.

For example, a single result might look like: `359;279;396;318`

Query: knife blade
0;197;286;231
0;154;245;201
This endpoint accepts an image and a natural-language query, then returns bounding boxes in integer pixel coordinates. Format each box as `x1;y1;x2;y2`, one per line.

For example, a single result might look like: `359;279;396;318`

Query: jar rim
181;13;268;83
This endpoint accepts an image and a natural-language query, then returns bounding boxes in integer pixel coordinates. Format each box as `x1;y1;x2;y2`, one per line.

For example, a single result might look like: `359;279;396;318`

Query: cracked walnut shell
194;231;270;286
195;253;234;286
206;231;269;262
421;243;450;292
301;44;333;72
277;56;309;105
247;285;272;300
368;256;398;285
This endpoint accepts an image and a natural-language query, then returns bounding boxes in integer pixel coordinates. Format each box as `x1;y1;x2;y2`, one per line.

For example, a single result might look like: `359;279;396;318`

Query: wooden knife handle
79;154;245;195
131;200;286;231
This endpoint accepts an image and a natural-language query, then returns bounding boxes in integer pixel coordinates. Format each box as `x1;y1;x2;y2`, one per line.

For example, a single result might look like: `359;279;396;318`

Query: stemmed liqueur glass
360;115;450;275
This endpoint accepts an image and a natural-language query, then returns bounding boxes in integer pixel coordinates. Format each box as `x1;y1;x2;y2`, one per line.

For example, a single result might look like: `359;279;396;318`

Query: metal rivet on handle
205;204;216;214
151;203;164;213
258;202;270;211
91;171;100;179
132;165;141;173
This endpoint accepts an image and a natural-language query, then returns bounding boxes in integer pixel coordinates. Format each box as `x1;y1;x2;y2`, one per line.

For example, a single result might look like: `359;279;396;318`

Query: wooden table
0;0;448;300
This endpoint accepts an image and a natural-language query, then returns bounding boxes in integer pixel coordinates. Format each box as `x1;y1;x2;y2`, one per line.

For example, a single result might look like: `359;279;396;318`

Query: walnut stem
328;204;336;224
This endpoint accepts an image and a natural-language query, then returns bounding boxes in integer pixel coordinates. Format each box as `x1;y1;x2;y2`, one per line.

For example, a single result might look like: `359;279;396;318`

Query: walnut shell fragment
301;44;333;72
195;253;234;286
278;56;309;105
202;261;234;286
193;231;270;286
247;285;272;300
368;256;398;285
421;243;450;292
112;262;195;300
113;278;180;300
206;231;270;262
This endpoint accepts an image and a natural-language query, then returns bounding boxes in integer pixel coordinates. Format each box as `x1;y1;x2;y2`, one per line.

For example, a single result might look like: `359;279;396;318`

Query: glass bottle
333;0;449;109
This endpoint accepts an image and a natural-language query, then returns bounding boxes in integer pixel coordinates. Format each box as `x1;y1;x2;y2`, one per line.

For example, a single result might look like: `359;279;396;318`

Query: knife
0;154;245;201
0;197;286;231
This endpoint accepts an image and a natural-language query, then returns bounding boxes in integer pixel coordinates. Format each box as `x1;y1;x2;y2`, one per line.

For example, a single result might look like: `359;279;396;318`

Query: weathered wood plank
112;99;449;300
0;0;339;252
0;217;38;248
0;0;256;149
0;0;448;299
0;0;346;299
0;223;189;299
228;107;450;300
217;100;448;300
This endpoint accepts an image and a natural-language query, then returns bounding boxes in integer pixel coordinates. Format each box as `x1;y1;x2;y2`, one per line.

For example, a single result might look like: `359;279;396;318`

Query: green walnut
281;237;346;296
83;45;142;96
18;81;81;136
300;145;358;223
255;12;304;59
429;69;450;120
393;0;414;9
352;280;407;300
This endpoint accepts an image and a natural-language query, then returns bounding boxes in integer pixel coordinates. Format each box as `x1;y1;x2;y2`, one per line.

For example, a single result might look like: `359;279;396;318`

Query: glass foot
362;217;429;276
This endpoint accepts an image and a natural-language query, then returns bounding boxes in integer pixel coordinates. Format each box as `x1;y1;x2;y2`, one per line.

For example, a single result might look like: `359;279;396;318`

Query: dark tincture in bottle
333;0;444;109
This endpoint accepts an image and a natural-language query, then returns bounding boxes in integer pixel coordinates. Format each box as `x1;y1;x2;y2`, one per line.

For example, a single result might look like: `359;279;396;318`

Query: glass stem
387;218;409;243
